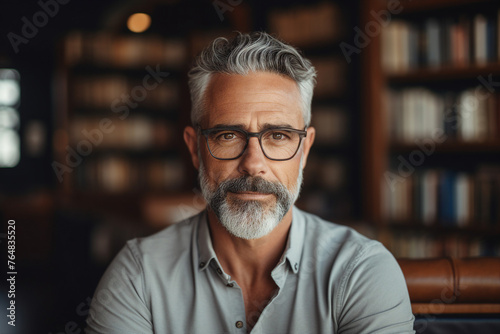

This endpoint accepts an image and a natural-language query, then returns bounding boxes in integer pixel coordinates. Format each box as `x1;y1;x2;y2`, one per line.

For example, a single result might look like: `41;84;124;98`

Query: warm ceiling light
127;13;151;33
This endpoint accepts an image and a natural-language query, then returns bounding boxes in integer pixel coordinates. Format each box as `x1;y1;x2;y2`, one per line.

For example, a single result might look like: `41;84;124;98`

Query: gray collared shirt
86;207;415;334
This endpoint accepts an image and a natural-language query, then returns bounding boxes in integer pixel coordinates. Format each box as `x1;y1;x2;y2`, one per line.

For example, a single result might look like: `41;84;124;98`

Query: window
0;69;21;167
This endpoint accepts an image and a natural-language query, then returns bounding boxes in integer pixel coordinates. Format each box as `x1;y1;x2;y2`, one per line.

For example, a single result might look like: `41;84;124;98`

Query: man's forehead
203;109;303;128
202;72;303;128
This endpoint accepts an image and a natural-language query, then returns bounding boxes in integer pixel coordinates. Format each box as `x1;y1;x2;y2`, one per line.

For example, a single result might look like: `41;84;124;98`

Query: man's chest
241;282;279;330
146;271;335;334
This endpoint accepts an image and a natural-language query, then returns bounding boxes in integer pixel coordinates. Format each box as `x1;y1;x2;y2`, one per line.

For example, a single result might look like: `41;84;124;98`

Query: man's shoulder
296;207;381;256
297;207;373;243
296;208;398;287
125;210;204;257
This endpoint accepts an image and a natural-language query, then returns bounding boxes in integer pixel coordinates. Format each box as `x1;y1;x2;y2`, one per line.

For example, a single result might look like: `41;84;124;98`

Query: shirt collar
196;206;305;274
283;206;305;274
197;210;216;271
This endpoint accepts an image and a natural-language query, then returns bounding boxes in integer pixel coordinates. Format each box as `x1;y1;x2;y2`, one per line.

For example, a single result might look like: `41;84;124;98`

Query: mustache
210;176;289;215
222;176;284;195
208;176;291;212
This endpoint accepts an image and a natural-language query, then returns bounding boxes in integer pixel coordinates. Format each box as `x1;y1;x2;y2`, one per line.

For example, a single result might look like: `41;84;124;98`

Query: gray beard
198;160;303;240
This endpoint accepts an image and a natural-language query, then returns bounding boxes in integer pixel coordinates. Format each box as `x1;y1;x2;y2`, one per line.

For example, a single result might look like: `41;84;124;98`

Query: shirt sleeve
85;241;153;334
335;241;415;334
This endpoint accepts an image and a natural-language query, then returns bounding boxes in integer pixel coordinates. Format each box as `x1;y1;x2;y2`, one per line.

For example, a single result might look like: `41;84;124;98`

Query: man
86;32;415;333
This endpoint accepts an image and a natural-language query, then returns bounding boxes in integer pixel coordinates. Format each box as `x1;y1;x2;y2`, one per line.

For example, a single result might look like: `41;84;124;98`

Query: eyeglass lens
206;129;302;160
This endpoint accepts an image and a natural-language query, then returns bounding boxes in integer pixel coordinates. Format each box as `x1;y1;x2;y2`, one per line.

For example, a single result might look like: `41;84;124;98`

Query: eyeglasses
200;126;307;161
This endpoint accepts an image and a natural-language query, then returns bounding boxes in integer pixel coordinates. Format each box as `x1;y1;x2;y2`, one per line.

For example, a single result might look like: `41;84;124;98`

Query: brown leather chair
397;257;500;334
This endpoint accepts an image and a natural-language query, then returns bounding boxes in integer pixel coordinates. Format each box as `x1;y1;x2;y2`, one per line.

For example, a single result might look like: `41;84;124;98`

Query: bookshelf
362;0;500;257
268;1;362;222
52;0;254;227
53;32;196;224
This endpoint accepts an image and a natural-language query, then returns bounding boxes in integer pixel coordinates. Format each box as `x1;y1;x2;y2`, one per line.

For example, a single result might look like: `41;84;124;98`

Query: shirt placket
210;261;247;333
248;262;290;334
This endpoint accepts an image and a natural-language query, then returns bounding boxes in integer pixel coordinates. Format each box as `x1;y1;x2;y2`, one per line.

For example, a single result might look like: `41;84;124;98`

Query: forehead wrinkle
228;92;297;106
207;109;303;130
214;100;294;111
206;83;292;108
208;104;294;122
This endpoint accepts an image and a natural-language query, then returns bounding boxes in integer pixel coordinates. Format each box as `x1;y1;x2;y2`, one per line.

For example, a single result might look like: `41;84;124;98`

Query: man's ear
183;126;200;170
301;126;315;169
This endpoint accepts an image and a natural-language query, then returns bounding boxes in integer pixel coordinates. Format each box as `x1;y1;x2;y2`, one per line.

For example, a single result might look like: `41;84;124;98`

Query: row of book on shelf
74;156;185;193
387;231;500;258
385;86;500;142
298;189;353;222
63;32;187;68
310;58;347;98
72;76;180;109
382;11;500;72
67;46;345;111
70;116;176;150
382;166;500;227
304;156;347;191
311;106;348;145
268;1;343;47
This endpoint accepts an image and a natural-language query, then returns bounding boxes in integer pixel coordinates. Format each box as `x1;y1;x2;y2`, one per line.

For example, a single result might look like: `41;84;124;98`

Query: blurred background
1;0;500;332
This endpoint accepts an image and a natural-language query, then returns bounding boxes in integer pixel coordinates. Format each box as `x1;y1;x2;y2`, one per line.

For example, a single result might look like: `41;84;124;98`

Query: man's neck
207;208;293;286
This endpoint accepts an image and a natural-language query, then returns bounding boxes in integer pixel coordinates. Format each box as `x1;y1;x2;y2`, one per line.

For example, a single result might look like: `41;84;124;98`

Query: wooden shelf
312;96;351;105
398;0;495;14
61;189;187;200
69;62;183;77
72;106;180;117
390;141;500;153
387;222;500;235
312;142;352;152
412;303;500;315
66;146;180;156
386;64;500;83
56;190;202;228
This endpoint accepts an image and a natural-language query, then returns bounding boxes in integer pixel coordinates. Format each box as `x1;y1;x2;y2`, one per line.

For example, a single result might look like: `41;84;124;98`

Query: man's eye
217;132;236;140
271;132;289;140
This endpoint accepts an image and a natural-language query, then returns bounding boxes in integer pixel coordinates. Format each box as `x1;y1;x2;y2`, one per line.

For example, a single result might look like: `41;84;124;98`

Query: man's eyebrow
208;123;297;130
210;123;247;130
261;123;295;130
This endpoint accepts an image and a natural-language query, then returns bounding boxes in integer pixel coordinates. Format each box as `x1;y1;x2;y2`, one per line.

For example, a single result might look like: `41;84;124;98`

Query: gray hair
188;32;317;127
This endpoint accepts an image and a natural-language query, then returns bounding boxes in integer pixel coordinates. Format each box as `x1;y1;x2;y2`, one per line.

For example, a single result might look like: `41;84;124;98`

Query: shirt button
226;283;234;287
216;267;223;275
199;262;205;268
294;263;298;270
235;321;244;328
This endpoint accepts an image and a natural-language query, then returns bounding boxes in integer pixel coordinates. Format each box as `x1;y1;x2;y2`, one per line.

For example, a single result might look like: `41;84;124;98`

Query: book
387;87;499;143
474;14;488;65
311;106;348;144
268;2;343;47
426;18;441;67
381;12;499;71
421;169;439;226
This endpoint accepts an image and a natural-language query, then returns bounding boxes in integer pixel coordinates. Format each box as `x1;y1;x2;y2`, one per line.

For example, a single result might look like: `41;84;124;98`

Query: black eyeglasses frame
199;126;308;161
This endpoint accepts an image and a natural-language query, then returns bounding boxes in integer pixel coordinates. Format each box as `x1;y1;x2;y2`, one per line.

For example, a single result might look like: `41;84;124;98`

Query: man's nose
237;137;268;176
